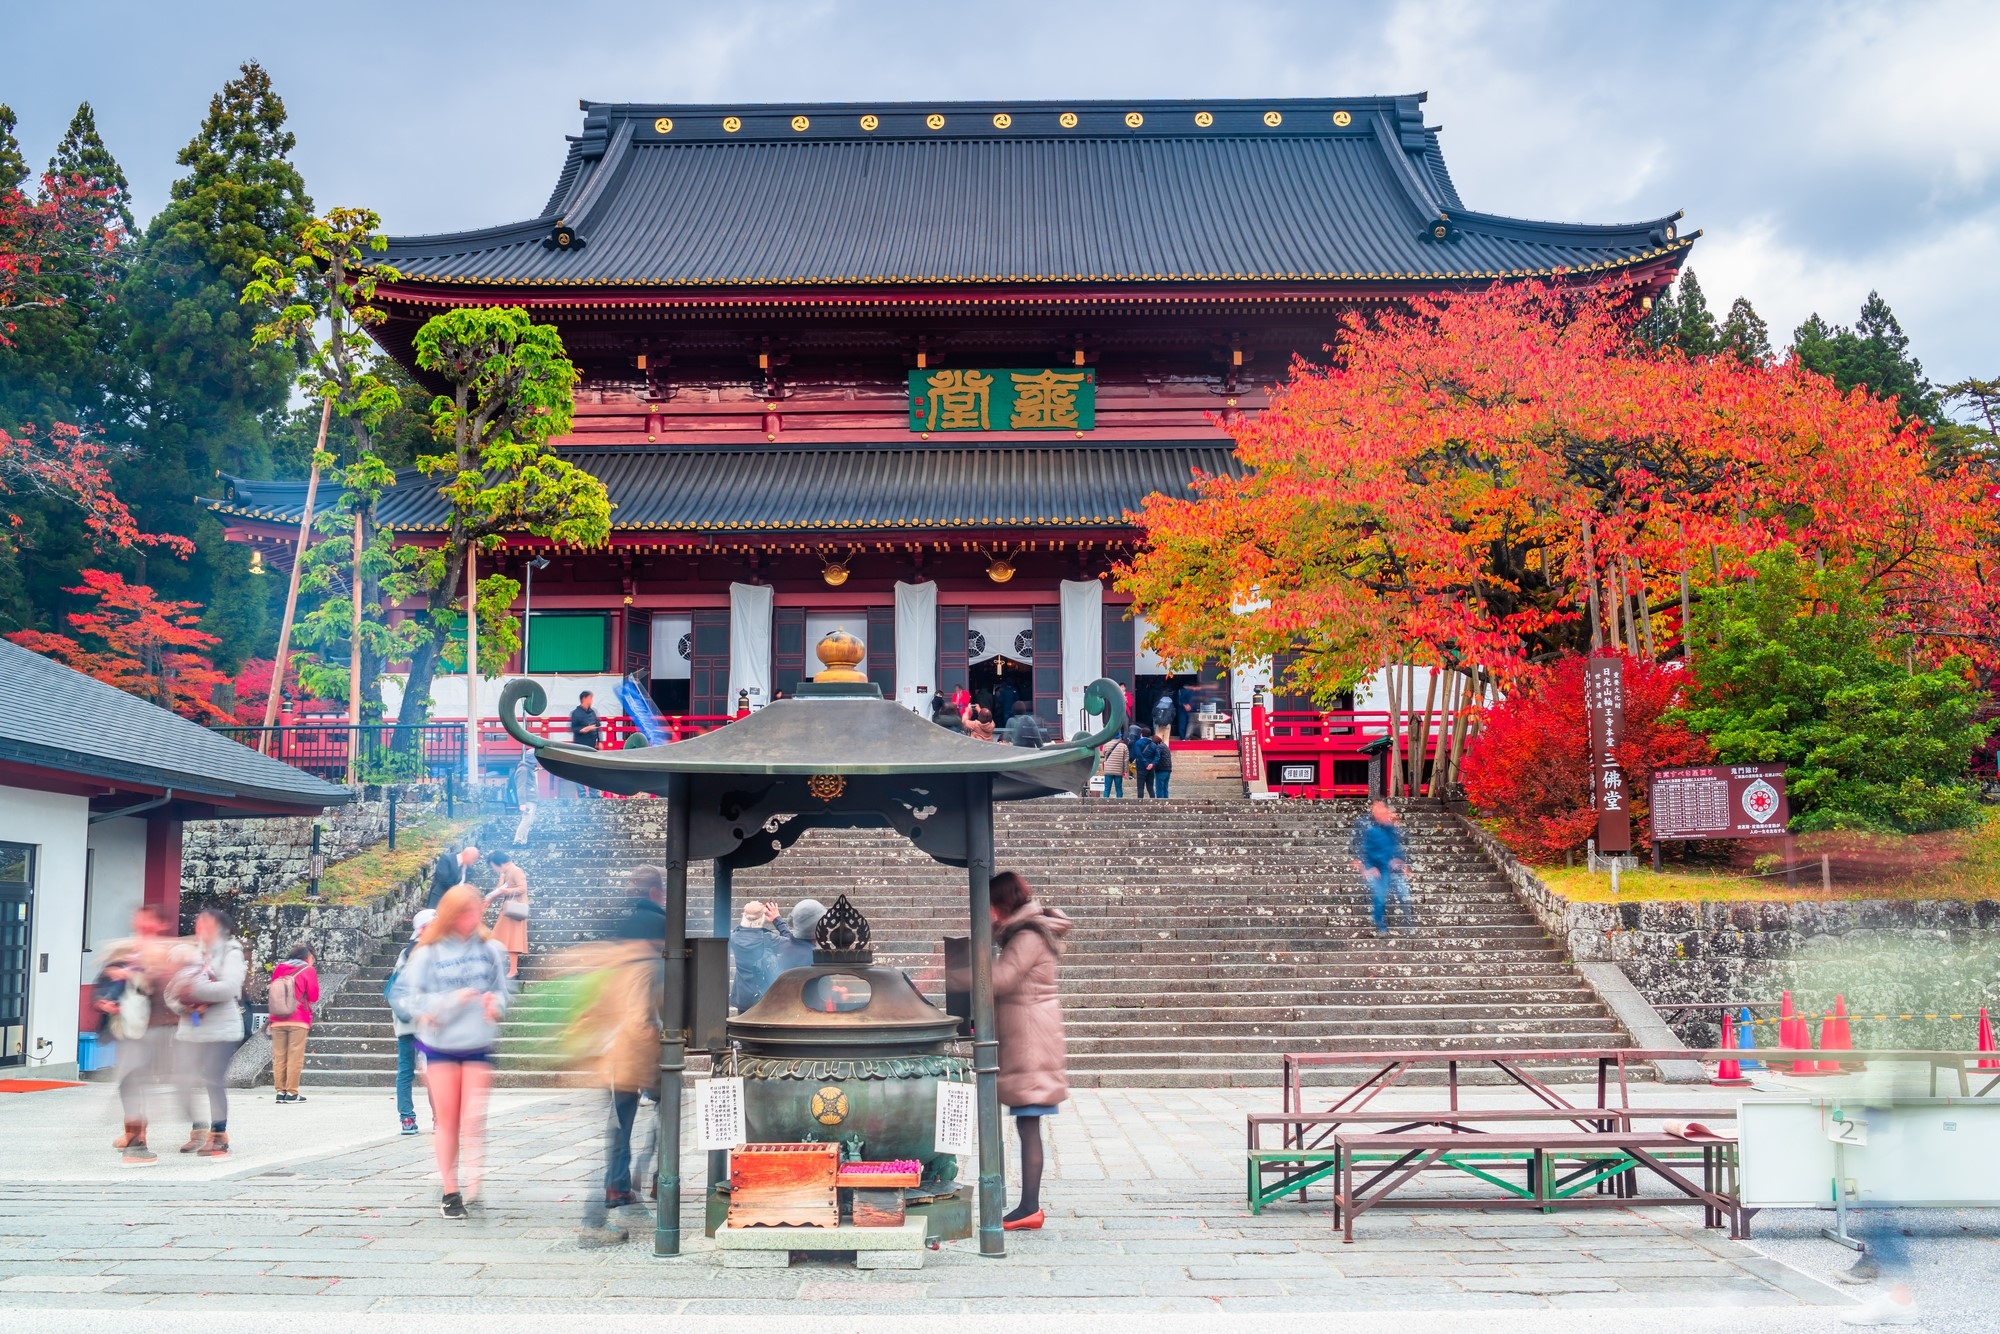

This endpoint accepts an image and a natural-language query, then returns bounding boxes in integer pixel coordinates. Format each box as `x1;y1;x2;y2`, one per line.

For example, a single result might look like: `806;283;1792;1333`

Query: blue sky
8;0;1997;384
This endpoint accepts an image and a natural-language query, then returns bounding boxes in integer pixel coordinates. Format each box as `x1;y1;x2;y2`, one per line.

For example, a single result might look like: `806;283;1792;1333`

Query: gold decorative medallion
791;115;810;132
1332;110;1352;127
926;113;946;130
1433;224;1448;238
722;116;742;133
1058;111;1078;128
1194;110;1214;128
807;773;847;801
1124;111;1144;128
654;117;673;133
860;113;880;131
810;1087;849;1126
992;112;1012;129
1263;110;1283;127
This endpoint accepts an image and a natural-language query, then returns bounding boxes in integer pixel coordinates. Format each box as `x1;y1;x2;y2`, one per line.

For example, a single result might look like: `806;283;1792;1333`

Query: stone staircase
303;797;1632;1089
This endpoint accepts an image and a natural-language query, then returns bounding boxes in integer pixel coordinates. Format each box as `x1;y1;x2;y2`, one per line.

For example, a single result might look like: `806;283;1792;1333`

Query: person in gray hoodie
392;884;513;1218
171;906;248;1158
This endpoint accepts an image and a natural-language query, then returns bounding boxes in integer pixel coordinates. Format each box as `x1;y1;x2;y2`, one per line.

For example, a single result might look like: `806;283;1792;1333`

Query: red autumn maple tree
8;569;231;722
1;172;185;554
1119;280;1994;702
1459;653;1713;860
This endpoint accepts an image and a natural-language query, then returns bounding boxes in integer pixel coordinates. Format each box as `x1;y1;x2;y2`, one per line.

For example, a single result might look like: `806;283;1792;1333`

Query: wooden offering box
836;1161;921;1228
727;1143;840;1228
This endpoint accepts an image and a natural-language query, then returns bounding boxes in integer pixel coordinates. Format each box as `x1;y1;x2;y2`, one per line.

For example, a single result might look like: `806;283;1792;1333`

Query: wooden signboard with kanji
1583;655;1632;853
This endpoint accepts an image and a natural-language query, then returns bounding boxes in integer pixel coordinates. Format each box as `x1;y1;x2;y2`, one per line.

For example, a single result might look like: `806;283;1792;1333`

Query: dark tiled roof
206;443;1243;534
0;640;350;811
380;97;1691;290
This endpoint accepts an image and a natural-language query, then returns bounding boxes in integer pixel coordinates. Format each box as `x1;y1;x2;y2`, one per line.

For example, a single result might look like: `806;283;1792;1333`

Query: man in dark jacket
1132;727;1159;798
1357;800;1415;937
1007;701;1044;748
1151;733;1175;798
1176;683;1196;739
568;691;603;798
426;845;478;909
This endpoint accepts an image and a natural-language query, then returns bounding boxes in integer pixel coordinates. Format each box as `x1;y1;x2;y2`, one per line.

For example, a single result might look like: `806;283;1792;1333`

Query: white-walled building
0;641;349;1080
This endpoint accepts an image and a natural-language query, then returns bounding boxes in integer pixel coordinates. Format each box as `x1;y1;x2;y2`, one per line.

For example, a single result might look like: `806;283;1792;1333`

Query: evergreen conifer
1791;291;1938;425
0;106;26;193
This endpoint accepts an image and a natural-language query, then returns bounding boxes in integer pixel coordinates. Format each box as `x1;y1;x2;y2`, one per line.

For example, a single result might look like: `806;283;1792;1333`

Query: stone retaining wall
1456;813;2000;1048
181;785;454;919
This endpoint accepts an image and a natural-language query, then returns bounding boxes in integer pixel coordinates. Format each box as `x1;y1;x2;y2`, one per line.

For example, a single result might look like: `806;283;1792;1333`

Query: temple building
208;96;1691;743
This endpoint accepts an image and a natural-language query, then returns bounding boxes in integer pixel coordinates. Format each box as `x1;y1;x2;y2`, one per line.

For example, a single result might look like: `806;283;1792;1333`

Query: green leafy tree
1678;546;1989;832
385;306;610;738
244;207;412;721
1791;292;1939;426
116;61;313;667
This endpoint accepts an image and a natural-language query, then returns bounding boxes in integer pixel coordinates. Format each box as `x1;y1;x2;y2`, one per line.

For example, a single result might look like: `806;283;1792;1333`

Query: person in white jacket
392;884;512;1218
171;906;248;1158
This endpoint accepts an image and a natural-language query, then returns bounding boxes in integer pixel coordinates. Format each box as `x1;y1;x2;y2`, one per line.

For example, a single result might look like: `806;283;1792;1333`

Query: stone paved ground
0;1079;1922;1327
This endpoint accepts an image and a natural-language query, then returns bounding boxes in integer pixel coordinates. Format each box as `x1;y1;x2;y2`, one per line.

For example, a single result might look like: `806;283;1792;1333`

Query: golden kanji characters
1008;369;1087;429
924;369;994;430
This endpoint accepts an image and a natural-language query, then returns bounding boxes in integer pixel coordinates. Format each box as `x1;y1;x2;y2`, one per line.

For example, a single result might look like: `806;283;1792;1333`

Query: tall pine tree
117;62;312;667
1719;295;1772;365
1791;291;1939;426
49;103;135;233
0;106;25;193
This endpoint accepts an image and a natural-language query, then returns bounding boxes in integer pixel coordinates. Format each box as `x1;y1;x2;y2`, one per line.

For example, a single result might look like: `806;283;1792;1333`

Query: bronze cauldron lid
728;961;961;1047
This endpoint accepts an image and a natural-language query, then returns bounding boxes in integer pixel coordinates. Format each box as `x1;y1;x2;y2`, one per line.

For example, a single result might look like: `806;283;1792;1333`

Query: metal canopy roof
0;640;351;813
205;441;1243;535
379;96;1691;291
500;679;1121;801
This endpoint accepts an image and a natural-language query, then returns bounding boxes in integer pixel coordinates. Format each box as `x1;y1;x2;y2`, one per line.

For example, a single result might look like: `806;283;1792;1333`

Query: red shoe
1002;1210;1044;1231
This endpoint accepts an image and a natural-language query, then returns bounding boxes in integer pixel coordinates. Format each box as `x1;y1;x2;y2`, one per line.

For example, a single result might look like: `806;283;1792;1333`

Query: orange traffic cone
1777;991;1802;1073
1713;1009;1750;1086
1821;995;1854;1072
1977;1008;1998;1071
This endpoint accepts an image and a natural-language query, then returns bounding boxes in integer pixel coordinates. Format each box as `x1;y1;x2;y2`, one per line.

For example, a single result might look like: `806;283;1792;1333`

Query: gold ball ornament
813;627;868;682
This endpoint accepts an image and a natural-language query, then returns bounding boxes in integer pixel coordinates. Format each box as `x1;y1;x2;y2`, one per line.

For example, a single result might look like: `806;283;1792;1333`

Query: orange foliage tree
7;569;230;720
1120;281;1995;712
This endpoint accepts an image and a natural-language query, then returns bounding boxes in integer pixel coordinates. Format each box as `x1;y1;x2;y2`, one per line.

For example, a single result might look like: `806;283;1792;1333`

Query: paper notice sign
696;1077;746;1151
934;1081;977;1155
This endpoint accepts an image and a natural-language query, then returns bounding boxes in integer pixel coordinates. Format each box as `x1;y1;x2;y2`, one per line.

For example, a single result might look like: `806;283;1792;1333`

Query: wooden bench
1329;1129;1742;1242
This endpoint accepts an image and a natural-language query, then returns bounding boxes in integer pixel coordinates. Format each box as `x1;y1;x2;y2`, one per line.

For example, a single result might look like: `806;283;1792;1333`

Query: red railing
1249;706;1430;799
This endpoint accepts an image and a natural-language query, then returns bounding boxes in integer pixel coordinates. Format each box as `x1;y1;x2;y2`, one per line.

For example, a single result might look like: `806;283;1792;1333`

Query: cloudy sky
8;0;1997;385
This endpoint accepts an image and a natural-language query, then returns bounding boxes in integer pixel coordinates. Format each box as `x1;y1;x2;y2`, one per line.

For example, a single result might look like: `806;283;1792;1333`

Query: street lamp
523;555;550;673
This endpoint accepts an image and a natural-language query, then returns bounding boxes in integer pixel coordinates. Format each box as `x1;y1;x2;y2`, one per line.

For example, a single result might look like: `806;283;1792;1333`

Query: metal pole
654;771;691;1257
965;773;1006;1257
465;544;481;792
523;557;534;671
387;788;398;851
706;858;733;1195
348;508;364;786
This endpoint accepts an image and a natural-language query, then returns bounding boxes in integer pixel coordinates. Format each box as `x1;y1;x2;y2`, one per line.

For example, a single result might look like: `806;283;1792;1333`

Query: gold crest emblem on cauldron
810;1086;849;1126
807;773;846;801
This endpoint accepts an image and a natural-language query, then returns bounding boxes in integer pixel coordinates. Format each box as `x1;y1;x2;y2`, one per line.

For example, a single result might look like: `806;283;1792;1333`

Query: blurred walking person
386;910;434;1135
170;906;248;1158
394;885;512;1218
100;904;177;1165
952;871;1071;1230
1357;800;1415;938
267;943;320;1103
568;910;665;1246
484;850;530;978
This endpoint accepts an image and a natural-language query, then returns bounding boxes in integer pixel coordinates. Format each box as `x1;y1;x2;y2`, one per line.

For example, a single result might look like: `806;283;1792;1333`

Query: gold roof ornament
814;627;867;682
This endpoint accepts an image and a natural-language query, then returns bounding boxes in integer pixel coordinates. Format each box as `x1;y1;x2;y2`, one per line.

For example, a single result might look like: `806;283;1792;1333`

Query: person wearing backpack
386;910;434;1136
170;906;248;1159
1150;690;1175;735
1151;731;1175;800
267;944;320;1104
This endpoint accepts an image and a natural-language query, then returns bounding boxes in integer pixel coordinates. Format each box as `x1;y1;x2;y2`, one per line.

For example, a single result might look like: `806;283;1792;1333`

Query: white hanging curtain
894;580;938;712
728;582;773;709
649;616;692;680
1059;579;1103;736
967;613;1033;665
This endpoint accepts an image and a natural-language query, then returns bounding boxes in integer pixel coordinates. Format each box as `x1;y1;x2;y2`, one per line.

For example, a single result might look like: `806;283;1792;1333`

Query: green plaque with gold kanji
908;368;1096;432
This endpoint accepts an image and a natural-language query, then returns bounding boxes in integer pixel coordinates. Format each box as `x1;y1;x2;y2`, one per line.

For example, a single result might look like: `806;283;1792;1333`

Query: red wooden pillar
143;811;183;927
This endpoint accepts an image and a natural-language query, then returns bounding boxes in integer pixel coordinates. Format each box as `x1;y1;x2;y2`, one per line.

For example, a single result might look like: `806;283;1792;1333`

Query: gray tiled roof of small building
379;97;1689;289
0;640;349;810
205;442;1245;533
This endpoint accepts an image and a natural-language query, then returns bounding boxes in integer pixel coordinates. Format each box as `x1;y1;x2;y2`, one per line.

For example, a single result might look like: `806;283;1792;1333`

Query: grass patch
254;816;481;908
1534;810;2000;903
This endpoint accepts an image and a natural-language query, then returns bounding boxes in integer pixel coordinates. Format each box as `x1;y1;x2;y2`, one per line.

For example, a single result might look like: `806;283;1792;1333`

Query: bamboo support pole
261;398;331;752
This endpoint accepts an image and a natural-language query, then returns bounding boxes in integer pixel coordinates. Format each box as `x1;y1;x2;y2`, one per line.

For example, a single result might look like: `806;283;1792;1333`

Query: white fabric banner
1059;579;1103;737
967;613;1033;665
649;616;692;680
894;581;938;712
728;582;773;709
1133;613;1169;676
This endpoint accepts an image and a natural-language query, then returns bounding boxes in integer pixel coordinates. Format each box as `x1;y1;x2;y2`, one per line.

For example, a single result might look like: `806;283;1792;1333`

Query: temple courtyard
0;1079;1988;1329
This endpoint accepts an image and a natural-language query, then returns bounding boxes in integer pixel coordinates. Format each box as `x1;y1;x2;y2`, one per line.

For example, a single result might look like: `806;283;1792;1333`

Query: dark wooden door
1032;604;1062;730
622;608;652;678
937;605;969;701
772;607;806;699
690;608;731;715
1102;605;1135;690
866;605;896;699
